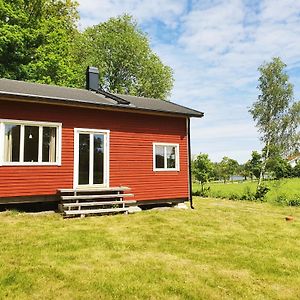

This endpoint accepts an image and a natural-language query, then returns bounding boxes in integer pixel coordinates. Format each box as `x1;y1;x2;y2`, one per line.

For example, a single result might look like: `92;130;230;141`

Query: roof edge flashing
0;90;203;117
96;89;131;105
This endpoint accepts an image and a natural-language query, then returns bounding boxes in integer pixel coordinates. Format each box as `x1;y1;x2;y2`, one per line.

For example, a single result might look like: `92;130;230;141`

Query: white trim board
0;118;62;166
73;128;110;189
153;142;180;172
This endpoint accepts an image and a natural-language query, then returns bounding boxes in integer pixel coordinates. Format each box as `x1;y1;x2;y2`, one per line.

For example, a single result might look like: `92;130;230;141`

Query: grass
193;178;300;204
0;198;300;299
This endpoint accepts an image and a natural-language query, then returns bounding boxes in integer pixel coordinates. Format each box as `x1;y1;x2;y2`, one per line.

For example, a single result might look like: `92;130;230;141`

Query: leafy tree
246;151;262;179
75;14;174;99
0;0;80;86
267;156;292;179
211;162;221;181
1;6;173;97
249;57;300;187
218;156;239;183
239;163;251;180
192;153;214;192
293;161;300;177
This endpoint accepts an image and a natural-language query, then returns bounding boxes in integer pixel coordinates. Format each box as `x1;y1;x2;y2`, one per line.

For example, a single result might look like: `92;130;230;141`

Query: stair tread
64;207;129;215
63;200;136;207
61;193;134;200
59;186;130;193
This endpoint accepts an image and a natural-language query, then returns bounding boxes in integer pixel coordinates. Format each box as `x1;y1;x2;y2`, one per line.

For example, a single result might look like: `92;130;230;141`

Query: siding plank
0;100;188;201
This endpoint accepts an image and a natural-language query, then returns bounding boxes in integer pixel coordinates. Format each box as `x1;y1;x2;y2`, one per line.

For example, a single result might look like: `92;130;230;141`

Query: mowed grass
0;198;300;299
193;178;300;203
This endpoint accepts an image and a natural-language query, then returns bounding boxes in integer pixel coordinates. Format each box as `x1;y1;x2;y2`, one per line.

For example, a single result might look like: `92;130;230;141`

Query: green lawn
193;178;300;204
0;198;300;299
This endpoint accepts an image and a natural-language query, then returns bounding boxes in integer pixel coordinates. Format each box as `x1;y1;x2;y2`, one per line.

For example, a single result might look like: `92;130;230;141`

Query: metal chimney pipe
86;66;99;91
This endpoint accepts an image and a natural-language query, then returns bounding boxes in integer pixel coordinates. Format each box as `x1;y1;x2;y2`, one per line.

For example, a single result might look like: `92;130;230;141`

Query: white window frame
153;142;180;172
73;128;110;189
0;119;62;166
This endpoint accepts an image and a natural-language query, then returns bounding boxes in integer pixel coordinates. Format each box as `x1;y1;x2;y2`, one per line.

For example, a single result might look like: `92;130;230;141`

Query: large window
0;119;61;165
153;143;179;171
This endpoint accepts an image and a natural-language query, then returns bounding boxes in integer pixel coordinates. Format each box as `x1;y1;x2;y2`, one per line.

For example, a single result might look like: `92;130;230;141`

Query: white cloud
156;0;300;162
191;122;257;140
77;0;187;29
76;0;300;162
179;0;245;58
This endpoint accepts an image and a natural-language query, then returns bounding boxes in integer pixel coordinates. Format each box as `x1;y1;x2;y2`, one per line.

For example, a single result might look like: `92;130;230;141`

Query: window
0;119;61;165
153;143;179;171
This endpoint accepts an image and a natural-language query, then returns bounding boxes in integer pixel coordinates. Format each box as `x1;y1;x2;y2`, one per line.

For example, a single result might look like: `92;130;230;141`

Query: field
193;178;300;204
1;198;300;299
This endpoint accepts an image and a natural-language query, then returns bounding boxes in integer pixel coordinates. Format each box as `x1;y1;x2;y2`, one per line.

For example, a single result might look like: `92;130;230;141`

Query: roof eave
0;91;204;118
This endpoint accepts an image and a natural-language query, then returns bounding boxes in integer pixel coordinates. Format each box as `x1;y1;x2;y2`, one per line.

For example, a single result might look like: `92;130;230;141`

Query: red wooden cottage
0;68;203;216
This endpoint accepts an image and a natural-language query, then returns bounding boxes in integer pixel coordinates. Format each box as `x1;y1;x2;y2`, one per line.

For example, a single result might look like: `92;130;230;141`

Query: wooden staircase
57;187;135;218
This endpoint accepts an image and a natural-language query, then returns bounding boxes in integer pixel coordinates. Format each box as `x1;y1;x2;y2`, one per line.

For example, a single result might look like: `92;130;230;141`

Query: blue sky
78;0;300;163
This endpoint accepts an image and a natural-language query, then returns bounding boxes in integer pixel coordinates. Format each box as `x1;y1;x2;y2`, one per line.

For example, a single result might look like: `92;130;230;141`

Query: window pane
93;134;104;184
166;146;176;169
155;145;165;169
4;124;20;162
24;126;39;162
42;127;57;162
79;134;90;185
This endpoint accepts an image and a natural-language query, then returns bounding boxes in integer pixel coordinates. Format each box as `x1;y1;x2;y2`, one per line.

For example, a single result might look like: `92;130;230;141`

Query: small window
153;143;179;171
24;126;39;162
4;124;21;162
1;119;61;165
42;127;57;162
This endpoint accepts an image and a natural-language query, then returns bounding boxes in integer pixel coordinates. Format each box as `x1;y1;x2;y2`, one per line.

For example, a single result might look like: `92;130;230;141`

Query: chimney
86;66;99;91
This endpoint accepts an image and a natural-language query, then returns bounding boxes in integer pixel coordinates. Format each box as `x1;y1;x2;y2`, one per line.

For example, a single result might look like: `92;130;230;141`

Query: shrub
274;193;300;206
240;186;256;201
287;194;300;206
192;187;210;197
228;193;239;200
254;185;269;201
274;194;288;206
192;190;201;196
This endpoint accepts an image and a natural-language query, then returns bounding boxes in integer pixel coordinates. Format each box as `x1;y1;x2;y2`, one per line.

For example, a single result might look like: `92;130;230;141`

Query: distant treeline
192;151;300;186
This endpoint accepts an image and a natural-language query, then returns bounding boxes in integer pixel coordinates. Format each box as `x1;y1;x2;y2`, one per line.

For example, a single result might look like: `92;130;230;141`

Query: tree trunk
258;139;270;188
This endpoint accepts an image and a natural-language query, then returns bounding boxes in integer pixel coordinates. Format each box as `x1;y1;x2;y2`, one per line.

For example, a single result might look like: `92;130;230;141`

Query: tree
246;151;262;180
218;156;239;183
249;57;300;187
75;14;174;99
192;153;214;192
293;161;300;177
264;144;291;179
0;0;80;86
239;163;251;180
211;162;221;181
267;156;292;179
1;6;173;98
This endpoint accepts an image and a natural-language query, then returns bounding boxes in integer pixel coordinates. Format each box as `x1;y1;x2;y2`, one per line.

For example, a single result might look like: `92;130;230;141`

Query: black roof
0;78;204;118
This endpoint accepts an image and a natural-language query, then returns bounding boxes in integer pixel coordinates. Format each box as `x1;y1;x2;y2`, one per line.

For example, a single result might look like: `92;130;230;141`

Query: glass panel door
79;133;90;185
77;131;106;186
93;134;104;184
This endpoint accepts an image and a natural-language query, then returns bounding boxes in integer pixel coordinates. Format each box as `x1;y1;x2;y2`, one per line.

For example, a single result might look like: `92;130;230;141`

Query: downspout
187;117;194;209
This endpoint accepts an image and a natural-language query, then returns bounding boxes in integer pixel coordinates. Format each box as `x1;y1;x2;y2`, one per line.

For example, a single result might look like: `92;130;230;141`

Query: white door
74;129;109;188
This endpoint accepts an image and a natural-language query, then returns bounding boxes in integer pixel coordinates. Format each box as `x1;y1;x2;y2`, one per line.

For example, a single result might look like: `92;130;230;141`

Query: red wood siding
0;100;188;201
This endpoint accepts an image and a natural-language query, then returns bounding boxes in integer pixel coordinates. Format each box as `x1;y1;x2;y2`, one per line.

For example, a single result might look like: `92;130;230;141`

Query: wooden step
61;193;134;201
58;186;130;194
58;186;134;218
63;200;136;208
64;207;129;216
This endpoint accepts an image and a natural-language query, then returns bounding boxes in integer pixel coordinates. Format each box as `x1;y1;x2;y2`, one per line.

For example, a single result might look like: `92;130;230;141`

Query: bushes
240;186;256;201
193;184;269;202
274;194;300;206
192;186;210;197
254;185;270;201
193;179;300;206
